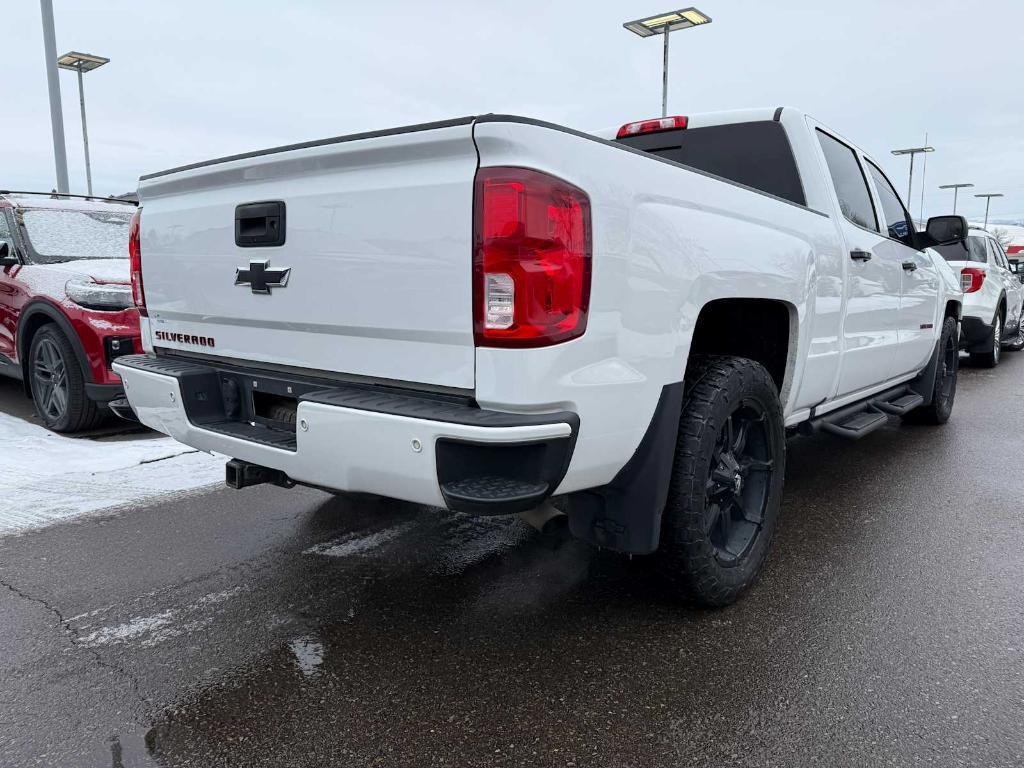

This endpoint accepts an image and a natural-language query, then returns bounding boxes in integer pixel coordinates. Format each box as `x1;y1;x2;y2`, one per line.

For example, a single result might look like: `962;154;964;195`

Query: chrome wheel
993;317;1002;363
32;337;69;422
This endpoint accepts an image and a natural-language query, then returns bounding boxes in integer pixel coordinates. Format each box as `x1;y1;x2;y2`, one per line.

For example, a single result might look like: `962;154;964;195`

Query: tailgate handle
235;201;286;247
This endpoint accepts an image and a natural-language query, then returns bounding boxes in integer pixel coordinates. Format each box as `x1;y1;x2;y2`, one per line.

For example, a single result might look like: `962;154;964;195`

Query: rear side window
816;130;878;231
935;235;988;263
616;121;806;206
865;160;914;246
988;239;1008;269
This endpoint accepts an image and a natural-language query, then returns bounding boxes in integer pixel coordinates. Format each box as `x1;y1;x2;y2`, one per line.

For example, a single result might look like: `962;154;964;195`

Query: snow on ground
0;410;224;536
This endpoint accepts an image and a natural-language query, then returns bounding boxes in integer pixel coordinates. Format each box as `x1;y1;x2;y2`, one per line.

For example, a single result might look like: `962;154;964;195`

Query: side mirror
0;241;17;267
920;215;968;248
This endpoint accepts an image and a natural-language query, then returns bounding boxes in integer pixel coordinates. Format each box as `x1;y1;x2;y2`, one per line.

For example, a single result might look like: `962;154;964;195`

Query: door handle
850;250;872;262
902;260;918;272
235;201;286;248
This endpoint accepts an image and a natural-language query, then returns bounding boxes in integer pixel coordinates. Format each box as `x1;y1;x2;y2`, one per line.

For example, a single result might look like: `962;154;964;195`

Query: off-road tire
655;355;786;607
29;325;105;433
970;312;1002;368
904;316;959;425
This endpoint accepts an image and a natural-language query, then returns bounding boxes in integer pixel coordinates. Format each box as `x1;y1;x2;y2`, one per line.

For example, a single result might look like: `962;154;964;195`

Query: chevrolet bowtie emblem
235;260;291;294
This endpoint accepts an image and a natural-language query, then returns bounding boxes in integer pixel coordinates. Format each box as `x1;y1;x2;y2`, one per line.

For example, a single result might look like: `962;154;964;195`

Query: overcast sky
3;0;1022;223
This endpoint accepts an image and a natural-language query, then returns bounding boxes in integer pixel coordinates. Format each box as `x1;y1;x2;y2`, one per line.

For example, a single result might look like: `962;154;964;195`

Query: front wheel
29;325;105;433
905;315;959;425
655;356;786;607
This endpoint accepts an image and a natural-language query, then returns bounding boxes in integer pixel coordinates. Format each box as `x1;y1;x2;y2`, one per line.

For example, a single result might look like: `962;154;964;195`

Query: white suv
937;228;1024;366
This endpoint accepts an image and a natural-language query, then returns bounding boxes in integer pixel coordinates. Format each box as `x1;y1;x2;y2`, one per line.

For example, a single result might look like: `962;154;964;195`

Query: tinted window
865;160;914;246
816;130;878;231
935;235;988;263
989;240;1008;269
616;121;806;206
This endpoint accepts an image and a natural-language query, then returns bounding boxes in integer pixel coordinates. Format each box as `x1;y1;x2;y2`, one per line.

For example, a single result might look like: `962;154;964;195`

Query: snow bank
0;410;224;536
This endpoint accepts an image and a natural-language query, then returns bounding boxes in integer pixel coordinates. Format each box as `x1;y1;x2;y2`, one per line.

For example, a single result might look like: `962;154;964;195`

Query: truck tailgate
137;120;478;390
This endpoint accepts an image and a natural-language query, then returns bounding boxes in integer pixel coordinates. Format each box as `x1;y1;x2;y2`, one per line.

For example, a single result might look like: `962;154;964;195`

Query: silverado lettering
154;331;215;348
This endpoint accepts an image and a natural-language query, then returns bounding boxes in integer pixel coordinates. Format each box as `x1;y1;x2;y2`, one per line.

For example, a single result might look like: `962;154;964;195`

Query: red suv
0;191;141;432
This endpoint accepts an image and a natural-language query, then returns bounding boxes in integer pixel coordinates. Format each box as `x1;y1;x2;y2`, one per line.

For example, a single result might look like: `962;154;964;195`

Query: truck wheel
970;314;1001;368
904;315;959;425
655;356;786;607
29;325;105;434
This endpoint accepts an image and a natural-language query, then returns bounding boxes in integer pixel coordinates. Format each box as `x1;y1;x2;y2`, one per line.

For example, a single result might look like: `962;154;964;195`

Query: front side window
816;130;878;231
865;160;914;246
17;207;132;264
934;235;988;263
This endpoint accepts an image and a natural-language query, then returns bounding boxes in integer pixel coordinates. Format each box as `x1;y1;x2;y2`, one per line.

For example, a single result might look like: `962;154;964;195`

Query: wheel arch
16;300;91;398
686;297;797;401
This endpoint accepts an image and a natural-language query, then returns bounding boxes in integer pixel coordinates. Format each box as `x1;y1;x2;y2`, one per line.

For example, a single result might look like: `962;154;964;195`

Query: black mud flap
566;383;683;555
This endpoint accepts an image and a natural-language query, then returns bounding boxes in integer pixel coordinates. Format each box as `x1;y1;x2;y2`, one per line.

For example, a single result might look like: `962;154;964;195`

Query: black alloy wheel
704;404;774;566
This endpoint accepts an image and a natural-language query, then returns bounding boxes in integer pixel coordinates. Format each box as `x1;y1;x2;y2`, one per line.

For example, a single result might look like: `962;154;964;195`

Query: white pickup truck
115;108;967;605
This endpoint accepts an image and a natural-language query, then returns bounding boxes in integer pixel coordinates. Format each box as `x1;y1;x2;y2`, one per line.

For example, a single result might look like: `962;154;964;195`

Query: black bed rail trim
139;116;477;181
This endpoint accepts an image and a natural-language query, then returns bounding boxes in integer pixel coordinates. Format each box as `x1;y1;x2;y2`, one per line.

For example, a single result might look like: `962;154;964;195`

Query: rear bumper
960;315;992;352
113;354;577;513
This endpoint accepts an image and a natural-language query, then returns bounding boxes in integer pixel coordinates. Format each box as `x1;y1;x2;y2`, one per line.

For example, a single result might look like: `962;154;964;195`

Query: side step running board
808;386;924;440
873;393;924;416
821;409;889;439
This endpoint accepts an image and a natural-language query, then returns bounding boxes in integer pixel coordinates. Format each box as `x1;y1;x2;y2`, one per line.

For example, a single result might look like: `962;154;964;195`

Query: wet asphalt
1;353;1023;768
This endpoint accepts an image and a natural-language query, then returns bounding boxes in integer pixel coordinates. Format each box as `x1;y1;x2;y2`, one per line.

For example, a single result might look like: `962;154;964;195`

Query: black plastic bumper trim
960;315;991;351
107;397;138;422
85;383;125;403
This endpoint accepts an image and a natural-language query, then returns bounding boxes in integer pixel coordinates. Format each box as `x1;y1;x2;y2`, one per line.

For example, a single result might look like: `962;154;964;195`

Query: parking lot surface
1;356;1022;767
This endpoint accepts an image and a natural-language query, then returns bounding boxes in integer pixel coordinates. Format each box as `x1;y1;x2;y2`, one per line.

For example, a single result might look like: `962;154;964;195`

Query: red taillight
473;167;591;348
961;267;985;294
128;208;146;316
616;115;688;139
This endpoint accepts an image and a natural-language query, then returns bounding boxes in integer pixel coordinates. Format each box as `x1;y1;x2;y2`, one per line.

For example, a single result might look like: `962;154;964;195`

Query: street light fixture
57;51;109;196
975;193;1004;230
891;145;934;211
624;8;712;118
938;183;974;214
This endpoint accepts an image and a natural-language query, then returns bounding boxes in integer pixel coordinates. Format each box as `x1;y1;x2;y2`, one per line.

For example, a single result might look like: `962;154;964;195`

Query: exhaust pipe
225;459;295;490
518;501;568;536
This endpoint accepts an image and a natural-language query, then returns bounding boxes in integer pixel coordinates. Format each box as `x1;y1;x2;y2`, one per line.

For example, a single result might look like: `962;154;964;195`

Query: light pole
58;52;109;197
39;0;69;194
891;145;934;212
975;193;1004;230
624;8;712;117
938;183;973;214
